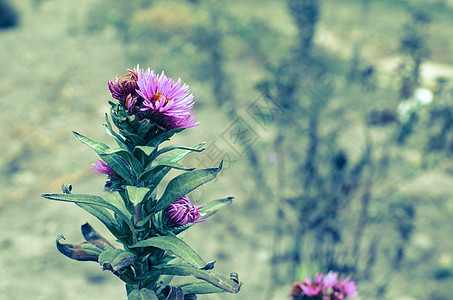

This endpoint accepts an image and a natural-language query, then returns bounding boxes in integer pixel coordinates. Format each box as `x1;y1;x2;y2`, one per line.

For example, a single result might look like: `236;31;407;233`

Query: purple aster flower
136;67;199;129
325;276;357;300
108;68;139;104
300;274;324;296
323;271;338;290
91;160;120;179
336;277;357;298
165;196;206;227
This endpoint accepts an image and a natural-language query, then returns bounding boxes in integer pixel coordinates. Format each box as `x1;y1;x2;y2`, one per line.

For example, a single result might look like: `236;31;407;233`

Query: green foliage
131;235;208;269
128;288;159;300
153;162;223;213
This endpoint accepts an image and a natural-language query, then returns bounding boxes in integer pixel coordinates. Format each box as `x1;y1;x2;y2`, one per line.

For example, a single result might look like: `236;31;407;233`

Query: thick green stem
133;203;144;280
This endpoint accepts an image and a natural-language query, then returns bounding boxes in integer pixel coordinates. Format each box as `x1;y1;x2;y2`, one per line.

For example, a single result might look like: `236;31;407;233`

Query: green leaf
153;161;223;213
73;131;109;153
163;286;184;300
142;143;206;191
73;131;134;182
128;289;159;300
41;193;134;233
104;192;133;219
119;129;147;146
146;128;184;147
76;203;123;239
150;144;206;161
99;249;137;272
133;145;157;157
126;186;151;206
130;235;207;269
160;143;205;164
139;162;195;183
104;113;129;151
178;281;227;295
81;222;115;251
99;152;135;182
200;197;234;219
103;148;144;176
151;264;241;294
173;198;233;235
56;235;102;262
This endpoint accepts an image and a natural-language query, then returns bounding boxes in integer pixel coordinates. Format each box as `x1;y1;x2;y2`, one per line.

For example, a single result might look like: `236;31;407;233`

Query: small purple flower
91;160;119;179
291;272;357;300
323;271;338;290
165;196;206;227
108;68;139;98
334;277;357;298
300;274;324;296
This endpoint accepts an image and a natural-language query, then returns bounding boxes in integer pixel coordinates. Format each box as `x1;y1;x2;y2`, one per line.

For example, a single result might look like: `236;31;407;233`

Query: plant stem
133;203;144;280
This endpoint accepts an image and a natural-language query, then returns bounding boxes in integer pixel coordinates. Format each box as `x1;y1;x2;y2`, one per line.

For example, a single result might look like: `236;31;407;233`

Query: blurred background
1;0;453;299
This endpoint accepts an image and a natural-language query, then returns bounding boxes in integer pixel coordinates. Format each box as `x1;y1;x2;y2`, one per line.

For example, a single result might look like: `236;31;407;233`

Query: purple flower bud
91;160;120;180
165;196;206;227
108;68;139;104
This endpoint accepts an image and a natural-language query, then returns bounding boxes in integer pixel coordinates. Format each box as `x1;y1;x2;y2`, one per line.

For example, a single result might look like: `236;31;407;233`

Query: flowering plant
42;66;241;299
290;272;357;300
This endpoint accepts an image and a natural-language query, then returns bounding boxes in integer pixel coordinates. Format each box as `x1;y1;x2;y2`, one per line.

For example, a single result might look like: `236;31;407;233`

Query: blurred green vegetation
1;0;453;299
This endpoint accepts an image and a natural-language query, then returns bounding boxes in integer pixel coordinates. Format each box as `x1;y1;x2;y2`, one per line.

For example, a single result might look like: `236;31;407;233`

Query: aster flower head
300;274;324;296
332;277;357;298
165;195;206;227
108;68;139;105
323;271;338;290
136;67;199;129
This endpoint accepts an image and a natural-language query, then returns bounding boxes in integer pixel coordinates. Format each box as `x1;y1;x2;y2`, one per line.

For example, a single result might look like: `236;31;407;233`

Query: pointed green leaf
99;152;134;182
151;144;206;161
104;192;133;219
77;203;123;240
163;286;184;300
151;264;241;294
73;131;134;181
56;235;102;262
134;145;157;157
104;114;129;151
81;222;115;251
142;143;206;190
178;281;226;295
73;131;109;153
126;186;151;205
153;162;223;213
139;162;195;183
99;249;137;272
173;197;233;235
41;193;134;233
130;235;207;269
103;148;144;176
128;289;159;300
146;128;184;147
200;197;234;219
119;129;147;146
160;143;205;164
